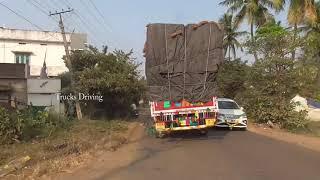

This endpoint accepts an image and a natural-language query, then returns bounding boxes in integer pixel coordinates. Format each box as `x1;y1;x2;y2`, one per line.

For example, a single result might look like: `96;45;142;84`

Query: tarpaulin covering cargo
144;21;224;102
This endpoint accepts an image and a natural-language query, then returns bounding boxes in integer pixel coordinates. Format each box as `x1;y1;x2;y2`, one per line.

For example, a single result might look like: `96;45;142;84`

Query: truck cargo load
144;21;224;137
144;21;224;102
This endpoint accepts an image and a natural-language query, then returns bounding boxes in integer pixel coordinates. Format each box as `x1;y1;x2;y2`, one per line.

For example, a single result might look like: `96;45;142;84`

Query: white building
0;27;87;76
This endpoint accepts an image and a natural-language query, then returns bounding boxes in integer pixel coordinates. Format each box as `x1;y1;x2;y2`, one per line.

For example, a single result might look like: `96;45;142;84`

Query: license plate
227;119;236;123
155;123;165;130
206;119;216;126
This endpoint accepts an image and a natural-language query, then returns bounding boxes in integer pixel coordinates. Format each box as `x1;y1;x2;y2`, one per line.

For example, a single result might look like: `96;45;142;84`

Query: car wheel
241;127;247;131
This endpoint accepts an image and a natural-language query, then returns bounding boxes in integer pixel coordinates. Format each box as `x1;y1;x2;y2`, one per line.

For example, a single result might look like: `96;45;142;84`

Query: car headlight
240;113;247;119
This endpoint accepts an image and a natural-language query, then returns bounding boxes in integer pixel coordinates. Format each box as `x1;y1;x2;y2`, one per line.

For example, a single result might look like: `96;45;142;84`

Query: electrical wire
72;11;103;45
88;0;113;32
0;1;44;31
26;0;58;23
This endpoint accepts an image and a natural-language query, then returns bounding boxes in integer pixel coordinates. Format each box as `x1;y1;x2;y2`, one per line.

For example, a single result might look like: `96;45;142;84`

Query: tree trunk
292;23;298;60
228;46;231;61
251;23;258;61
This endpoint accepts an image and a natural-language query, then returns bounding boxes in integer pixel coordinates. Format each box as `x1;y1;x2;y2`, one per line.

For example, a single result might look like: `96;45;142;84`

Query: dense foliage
218;0;320;131
60;48;146;118
216;59;249;99
217;22;319;130
0;107;70;144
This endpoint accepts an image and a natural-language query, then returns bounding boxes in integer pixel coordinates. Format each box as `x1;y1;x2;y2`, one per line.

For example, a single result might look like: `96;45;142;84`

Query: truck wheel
156;132;165;138
199;129;208;135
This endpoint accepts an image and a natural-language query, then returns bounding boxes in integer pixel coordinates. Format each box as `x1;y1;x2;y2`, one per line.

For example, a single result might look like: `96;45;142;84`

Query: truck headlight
217;114;225;119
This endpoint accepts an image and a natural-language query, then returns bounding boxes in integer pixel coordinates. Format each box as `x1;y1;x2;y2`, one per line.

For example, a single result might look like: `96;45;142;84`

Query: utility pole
50;8;83;120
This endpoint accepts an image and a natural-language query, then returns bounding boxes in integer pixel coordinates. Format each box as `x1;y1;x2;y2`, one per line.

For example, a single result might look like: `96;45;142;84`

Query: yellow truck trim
155;119;216;132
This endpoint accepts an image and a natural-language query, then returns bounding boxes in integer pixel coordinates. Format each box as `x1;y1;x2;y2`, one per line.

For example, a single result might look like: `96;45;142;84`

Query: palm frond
219;0;243;6
271;0;286;11
233;31;249;37
234;6;247;28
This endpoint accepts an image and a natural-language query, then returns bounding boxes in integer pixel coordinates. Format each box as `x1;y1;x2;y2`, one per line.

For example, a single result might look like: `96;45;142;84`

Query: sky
0;0;288;75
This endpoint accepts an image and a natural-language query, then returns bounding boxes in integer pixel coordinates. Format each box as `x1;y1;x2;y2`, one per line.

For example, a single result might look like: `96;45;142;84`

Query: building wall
27;94;61;113
27;78;61;113
0;28;87;76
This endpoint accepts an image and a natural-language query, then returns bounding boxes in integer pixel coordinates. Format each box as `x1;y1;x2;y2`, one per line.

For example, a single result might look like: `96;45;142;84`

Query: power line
24;0;75;40
88;0;113;32
41;0;57;12
50;0;101;45
0;1;44;31
26;0;58;23
85;0;122;49
79;0;108;32
72;11;102;45
62;0;72;8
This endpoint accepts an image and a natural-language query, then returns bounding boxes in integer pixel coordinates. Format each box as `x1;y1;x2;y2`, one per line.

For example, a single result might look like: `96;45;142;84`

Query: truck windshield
218;101;239;109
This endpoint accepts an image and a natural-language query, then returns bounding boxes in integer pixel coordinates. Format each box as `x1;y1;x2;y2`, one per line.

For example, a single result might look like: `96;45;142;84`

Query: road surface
95;129;320;180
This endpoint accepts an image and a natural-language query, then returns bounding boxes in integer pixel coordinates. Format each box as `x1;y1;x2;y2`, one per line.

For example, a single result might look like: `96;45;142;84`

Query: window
15;53;30;64
218;101;240;110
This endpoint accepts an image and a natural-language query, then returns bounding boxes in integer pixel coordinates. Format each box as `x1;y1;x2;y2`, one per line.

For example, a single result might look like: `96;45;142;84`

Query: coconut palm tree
220;0;274;60
304;1;320;34
219;13;247;60
273;0;317;25
272;0;318;59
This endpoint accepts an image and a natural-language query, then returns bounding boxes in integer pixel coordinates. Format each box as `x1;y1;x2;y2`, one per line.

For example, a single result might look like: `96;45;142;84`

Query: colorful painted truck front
150;97;218;137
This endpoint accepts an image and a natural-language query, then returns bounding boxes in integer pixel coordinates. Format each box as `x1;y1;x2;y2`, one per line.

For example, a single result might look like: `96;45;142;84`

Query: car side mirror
240;107;244;111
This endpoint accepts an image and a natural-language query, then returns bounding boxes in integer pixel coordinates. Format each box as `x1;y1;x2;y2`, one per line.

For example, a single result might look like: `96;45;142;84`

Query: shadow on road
163;128;231;142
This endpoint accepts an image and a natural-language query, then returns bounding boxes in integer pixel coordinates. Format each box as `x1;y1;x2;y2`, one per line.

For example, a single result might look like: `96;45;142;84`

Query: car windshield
218;101;240;109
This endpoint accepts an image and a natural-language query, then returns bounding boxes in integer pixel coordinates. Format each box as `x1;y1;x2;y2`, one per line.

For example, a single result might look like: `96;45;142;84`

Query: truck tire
241;127;247;131
199;129;208;135
156;132;165;138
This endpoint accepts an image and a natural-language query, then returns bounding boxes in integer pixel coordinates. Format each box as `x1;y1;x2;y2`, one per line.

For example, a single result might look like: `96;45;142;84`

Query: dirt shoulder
0;120;141;180
51;122;146;180
248;123;320;152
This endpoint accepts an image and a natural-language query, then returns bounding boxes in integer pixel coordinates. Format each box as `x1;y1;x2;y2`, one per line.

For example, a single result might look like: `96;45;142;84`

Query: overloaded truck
144;21;224;137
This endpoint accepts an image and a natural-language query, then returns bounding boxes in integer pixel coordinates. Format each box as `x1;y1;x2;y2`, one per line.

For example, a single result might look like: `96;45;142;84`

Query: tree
272;0;318;59
62;47;146;118
219;13;247;60
304;1;320;34
239;22;311;130
220;0;274;61
273;0;317;25
216;58;249;98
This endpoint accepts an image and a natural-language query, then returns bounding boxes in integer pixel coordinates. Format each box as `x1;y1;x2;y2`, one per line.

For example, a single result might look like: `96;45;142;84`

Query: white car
215;98;247;130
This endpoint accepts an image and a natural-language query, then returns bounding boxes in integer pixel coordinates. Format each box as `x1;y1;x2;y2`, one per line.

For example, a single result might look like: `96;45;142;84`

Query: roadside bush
237;91;308;131
234;22;310;130
0;106;71;144
0;107;22;143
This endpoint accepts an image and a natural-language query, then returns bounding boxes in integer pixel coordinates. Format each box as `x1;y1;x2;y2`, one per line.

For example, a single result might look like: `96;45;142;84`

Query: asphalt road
98;129;320;180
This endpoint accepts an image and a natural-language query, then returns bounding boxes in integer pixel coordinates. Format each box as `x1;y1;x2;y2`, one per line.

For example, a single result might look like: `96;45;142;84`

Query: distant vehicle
215;98;247;130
